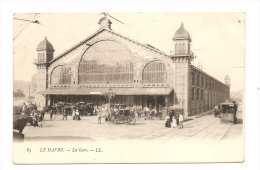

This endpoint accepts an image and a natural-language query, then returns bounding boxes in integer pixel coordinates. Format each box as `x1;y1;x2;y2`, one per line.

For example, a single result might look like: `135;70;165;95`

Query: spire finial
181;22;184;28
100;12;108;17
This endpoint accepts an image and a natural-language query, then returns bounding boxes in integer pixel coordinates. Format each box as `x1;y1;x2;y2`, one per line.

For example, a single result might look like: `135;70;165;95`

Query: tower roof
225;74;231;86
225;74;230;80
173;23;191;41
36;36;55;51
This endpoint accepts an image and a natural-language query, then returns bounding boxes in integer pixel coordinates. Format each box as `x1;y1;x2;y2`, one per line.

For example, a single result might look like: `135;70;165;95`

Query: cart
219;101;238;124
113;109;136;125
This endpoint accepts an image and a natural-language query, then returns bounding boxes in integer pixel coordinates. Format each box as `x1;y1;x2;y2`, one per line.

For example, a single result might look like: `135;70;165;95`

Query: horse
143;107;150;119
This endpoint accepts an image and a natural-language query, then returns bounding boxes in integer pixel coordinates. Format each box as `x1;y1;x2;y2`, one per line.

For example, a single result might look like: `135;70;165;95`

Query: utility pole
28;84;30;98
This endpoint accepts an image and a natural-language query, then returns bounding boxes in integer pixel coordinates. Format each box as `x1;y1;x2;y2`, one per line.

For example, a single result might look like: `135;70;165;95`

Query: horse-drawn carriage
113;108;136;125
109;104;136;125
77;102;94;116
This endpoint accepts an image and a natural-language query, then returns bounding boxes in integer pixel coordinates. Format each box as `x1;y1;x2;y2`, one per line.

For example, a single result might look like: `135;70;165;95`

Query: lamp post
104;88;115;108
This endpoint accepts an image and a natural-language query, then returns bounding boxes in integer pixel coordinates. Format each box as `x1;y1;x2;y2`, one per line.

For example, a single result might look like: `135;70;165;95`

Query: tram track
144;115;217;140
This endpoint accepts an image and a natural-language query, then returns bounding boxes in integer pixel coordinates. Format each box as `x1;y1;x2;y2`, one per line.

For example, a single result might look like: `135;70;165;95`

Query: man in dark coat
174;111;179;126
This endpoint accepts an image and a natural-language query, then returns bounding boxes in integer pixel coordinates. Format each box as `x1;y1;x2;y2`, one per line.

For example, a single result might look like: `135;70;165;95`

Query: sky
13;13;244;92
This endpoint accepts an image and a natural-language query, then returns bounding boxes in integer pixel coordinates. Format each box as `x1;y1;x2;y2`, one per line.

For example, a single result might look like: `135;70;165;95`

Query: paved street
23;108;243;143
19;106;244;163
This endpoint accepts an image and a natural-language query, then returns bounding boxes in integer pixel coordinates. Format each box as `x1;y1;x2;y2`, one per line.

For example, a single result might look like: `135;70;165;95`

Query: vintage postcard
13;13;244;164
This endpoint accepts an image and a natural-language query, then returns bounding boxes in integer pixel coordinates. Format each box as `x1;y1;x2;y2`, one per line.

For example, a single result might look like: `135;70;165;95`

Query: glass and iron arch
78;40;134;84
50;65;72;85
142;61;166;84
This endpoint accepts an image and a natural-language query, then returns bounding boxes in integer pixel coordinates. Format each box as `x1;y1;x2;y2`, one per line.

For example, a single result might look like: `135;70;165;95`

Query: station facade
35;16;230;117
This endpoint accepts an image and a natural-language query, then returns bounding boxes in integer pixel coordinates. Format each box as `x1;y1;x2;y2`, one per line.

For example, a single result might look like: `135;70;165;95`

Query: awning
40;87;173;96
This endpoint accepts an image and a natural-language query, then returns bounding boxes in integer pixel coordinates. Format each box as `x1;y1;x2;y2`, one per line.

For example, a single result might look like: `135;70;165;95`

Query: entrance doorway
147;96;165;109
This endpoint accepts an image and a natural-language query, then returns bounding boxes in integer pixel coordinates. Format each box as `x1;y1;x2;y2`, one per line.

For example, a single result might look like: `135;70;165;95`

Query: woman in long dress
172;117;177;128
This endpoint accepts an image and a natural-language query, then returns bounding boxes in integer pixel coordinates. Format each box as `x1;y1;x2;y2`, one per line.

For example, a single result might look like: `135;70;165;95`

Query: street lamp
104;88;115;108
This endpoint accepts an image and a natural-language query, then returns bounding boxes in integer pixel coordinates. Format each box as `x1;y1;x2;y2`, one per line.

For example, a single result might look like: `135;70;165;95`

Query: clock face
100;18;108;27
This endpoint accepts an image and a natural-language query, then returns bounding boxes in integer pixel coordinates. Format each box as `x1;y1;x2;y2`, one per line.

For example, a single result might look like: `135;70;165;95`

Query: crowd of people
165;110;184;129
14;101;187;133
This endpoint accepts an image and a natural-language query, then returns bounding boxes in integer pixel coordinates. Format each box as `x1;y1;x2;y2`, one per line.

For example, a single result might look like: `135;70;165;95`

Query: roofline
50;29;105;64
105;29;169;57
190;65;229;87
172;37;192;42
49;28;170;64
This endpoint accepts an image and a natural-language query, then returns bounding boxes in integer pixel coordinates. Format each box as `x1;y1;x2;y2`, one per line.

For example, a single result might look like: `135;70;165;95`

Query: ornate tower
34;36;54;107
225;75;231;87
170;23;194;118
172;23;193;58
225;75;231;99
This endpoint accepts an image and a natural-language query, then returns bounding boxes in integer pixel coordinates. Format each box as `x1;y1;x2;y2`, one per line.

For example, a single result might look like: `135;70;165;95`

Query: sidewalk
184;109;214;122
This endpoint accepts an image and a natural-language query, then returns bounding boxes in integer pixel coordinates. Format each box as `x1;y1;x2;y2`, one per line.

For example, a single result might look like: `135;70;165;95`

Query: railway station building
35;16;230;117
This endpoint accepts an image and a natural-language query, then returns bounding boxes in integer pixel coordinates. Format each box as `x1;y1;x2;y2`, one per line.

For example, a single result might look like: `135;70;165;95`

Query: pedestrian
97;109;102;124
214;105;219;117
63;107;68;120
105;107;109;122
174;111;179;126
22;102;27;115
178;113;184;129
169;110;174;122
72;108;76;120
148;103;152;109
172;117;177;128
165;115;171;128
134;110;138;120
75;108;80;120
50;108;54;120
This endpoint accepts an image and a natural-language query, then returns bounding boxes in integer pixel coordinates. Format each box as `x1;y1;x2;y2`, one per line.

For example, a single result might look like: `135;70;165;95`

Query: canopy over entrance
41;87;173;96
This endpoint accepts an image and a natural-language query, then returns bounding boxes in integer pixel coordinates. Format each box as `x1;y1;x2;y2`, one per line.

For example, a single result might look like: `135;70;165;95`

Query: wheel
234;116;237;124
130;117;136;125
127;117;132;125
114;119;118;124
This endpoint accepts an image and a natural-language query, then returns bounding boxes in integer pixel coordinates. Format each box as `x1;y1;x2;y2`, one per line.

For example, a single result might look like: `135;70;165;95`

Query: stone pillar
165;95;169;107
153;96;157;109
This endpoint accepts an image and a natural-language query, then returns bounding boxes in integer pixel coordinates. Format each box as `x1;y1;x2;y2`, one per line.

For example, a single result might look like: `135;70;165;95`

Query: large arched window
142;61;166;84
51;66;72;85
175;43;179;54
78;41;134;84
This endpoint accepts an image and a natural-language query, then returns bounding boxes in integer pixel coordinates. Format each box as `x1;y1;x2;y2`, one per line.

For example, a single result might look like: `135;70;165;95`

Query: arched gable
78;40;134;84
50;65;72;85
142;60;167;84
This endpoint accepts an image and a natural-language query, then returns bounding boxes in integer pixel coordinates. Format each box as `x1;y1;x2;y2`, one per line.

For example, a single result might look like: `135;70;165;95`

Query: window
197;88;200;100
38;53;45;62
51;66;72;85
181;43;185;54
78;41;134;84
192;87;195;101
196;75;199;86
175;43;179;54
179;44;182;54
201;89;203;100
192;73;195;85
143;61;166;83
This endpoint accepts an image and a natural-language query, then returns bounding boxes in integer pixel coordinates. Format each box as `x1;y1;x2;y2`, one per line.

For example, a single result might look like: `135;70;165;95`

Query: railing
33;59;47;64
170;50;194;57
142;83;169;87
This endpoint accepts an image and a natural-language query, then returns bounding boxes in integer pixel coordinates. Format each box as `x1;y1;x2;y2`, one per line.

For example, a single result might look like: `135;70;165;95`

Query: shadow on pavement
236;118;243;124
